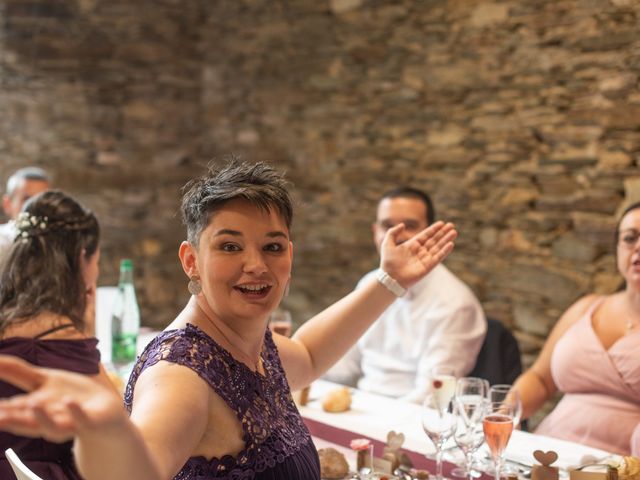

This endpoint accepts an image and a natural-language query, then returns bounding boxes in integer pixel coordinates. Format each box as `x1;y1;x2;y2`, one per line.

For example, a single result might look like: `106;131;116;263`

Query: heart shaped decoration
534;450;558;466
386;430;405;449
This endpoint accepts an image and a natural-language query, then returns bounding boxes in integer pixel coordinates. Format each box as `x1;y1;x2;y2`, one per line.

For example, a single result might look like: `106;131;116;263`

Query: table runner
304;416;491;479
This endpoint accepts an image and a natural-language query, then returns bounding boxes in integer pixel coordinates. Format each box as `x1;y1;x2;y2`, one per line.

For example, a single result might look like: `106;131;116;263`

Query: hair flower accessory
15;212;48;242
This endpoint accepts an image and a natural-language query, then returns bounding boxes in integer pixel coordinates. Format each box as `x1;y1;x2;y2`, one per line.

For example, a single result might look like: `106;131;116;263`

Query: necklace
200;309;262;372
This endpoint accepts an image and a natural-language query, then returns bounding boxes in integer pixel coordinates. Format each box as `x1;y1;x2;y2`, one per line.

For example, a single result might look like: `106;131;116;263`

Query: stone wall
1;0;638;391
200;0;640;372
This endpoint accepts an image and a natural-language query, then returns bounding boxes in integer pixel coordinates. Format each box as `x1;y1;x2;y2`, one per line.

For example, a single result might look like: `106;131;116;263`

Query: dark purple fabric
125;324;321;480
0;337;100;480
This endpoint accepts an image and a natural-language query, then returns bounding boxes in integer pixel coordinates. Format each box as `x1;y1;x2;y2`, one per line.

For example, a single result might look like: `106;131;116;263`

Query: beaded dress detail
124;324;320;479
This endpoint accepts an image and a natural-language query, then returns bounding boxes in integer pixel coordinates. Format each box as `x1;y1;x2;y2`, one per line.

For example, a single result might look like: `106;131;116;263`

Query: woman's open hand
380;221;457;289
0;355;127;443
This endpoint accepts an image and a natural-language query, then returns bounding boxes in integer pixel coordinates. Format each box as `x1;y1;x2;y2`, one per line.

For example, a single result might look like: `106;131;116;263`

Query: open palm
380;221;457;289
0;355;126;443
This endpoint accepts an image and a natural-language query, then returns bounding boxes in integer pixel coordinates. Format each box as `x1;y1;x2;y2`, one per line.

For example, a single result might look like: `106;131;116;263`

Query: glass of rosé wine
268;309;292;337
482;402;514;480
488;384;522;428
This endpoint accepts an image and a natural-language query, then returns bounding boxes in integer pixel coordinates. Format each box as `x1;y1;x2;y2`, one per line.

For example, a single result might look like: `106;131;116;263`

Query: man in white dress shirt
0;167;51;266
325;187;486;404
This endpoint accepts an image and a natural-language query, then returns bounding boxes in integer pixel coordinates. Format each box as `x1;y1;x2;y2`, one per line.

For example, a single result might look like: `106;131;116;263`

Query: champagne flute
488;385;522;428
430;366;457;399
451;377;489;479
487;384;522;476
268;309;292;337
422;392;458;480
483;402;514;480
453;401;486;480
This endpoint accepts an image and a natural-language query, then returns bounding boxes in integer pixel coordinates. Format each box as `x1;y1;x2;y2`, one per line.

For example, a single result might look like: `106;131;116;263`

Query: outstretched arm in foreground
277;221;457;390
0;355;159;480
0;354;215;480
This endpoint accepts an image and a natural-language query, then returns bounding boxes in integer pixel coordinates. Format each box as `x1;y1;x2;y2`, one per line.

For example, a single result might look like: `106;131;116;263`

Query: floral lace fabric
124;324;320;480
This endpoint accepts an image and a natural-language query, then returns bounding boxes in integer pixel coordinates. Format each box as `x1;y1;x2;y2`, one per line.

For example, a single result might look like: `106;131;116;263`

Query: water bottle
111;259;140;372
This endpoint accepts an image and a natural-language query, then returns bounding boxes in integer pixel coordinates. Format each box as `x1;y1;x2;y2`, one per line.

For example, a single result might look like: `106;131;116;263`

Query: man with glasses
325;187;486;404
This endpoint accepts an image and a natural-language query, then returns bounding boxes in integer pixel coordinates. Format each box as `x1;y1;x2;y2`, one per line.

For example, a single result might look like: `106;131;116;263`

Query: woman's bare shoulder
565;293;602;317
549;293;601;335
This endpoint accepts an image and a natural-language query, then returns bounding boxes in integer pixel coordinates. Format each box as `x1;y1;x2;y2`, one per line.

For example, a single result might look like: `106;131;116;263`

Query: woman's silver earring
188;277;202;295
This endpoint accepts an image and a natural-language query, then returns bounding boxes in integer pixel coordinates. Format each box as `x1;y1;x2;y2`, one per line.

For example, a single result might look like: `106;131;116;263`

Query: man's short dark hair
380;187;435;225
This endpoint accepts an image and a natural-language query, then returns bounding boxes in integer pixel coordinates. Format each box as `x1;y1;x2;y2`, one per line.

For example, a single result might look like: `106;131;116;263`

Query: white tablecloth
300;380;618;470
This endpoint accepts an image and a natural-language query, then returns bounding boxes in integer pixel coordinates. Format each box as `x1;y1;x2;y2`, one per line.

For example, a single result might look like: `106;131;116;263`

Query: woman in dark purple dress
0;160;456;480
0;190;109;480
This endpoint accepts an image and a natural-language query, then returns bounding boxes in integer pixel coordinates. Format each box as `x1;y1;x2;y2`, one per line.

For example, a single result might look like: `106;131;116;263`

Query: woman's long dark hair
0;190;100;334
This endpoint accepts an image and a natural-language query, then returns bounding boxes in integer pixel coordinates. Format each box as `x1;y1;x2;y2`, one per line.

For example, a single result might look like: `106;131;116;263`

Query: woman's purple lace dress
124;324;320;480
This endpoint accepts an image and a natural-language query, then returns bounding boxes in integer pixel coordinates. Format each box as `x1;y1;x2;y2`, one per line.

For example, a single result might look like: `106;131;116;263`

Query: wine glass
451;377;489;479
483;402;514;480
487;384;522;476
430;366;457;397
488;385;522;428
453;401;486;480
268;309;292;337
422;392;458;480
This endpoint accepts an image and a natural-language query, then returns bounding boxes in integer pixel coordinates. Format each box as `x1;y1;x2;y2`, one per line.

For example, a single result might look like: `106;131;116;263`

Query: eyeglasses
618;229;640;248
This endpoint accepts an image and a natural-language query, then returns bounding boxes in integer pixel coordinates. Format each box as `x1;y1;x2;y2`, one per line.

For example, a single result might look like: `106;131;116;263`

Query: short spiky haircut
181;159;293;246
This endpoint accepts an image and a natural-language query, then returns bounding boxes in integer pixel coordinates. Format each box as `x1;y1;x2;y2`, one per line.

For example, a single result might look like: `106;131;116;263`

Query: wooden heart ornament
534;450;559;466
532;450;559;480
386;431;405;450
383;431;406;473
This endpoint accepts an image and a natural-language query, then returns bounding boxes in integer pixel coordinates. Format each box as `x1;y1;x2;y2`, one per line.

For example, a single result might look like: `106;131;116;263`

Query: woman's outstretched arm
277;221;457;390
0;355;208;480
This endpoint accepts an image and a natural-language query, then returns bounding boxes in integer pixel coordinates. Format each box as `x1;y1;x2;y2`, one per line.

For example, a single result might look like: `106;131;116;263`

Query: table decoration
618;456;640;480
383;431;412;473
570;456;639;480
532;450;559;480
351;438;374;472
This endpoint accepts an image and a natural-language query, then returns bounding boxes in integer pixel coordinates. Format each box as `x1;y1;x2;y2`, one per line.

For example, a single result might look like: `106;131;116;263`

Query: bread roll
318;447;349;479
322;386;352;413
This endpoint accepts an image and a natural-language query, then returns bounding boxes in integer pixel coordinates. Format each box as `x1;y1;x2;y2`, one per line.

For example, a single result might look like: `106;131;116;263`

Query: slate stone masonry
1;2;638;402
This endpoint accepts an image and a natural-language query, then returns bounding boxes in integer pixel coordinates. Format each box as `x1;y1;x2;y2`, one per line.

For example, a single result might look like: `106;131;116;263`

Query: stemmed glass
422;392;458;480
488;385;522;428
430;366;457;398
482;402;514;480
268;309;292;337
451;377;489;479
487;384;522;476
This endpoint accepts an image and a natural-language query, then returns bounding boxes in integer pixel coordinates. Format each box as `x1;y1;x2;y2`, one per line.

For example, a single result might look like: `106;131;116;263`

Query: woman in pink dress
514;202;640;455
